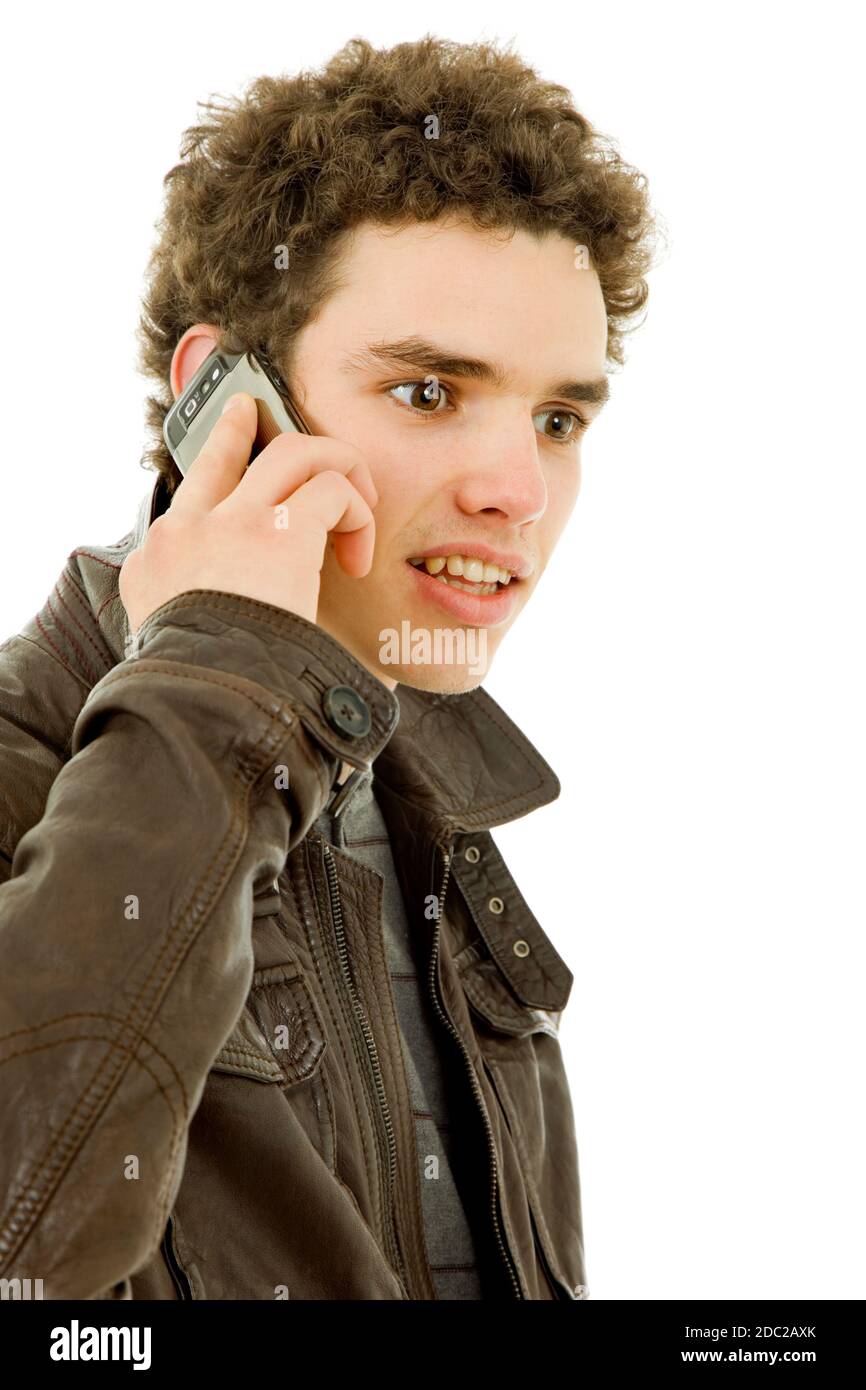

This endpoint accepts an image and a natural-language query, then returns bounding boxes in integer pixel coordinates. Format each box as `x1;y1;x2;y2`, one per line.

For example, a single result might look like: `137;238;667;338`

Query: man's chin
317;612;498;693
382;660;490;695
369;616;498;693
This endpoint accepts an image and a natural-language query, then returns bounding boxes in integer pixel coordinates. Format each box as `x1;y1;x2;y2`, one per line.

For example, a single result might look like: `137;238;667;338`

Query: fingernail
221;392;245;415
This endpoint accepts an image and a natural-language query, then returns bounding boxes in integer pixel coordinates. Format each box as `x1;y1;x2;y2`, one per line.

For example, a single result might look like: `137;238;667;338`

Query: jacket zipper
162;1215;192;1300
426;840;524;1300
321;840;409;1297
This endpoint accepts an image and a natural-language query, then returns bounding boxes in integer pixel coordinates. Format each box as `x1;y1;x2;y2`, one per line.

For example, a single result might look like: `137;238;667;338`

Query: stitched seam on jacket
69;549;122;570
58;568;117;671
81;662;297;720
56;568;115;674
0;701;288;1268
0;1013;189;1111
34;614;90;688
45;593;102;689
0;1035;186;1247
214;1047;280;1075
96;591;122;620
214;1025;283;1077
0;1036;184;1132
0;631;89;693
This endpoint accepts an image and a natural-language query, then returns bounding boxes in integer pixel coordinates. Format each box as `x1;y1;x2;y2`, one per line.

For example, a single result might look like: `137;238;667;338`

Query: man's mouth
407;552;520;597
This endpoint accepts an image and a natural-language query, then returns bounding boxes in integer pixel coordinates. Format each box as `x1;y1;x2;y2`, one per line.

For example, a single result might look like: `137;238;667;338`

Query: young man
0;36;654;1299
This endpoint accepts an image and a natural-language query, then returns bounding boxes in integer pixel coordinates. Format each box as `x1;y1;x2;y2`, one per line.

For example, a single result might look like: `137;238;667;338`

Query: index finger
168;392;259;517
228;429;378;513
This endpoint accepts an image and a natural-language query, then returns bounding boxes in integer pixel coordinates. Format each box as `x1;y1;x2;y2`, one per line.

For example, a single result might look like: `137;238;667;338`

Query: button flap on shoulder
211;963;327;1085
450;832;573;1012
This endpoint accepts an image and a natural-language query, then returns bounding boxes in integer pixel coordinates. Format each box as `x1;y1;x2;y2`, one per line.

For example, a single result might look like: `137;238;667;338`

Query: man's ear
169;323;221;400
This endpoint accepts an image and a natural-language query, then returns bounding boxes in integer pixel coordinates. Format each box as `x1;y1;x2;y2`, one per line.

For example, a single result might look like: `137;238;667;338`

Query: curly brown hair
137;33;658;496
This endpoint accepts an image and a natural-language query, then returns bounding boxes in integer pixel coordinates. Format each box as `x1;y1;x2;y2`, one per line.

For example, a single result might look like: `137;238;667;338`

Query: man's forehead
319;219;608;373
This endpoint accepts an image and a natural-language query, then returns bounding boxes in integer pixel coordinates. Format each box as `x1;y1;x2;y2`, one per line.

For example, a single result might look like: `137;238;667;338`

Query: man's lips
404;557;523;626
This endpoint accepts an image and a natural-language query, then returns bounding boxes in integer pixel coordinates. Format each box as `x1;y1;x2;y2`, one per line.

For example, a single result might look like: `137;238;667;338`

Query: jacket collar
126;476;561;834
374;682;560;834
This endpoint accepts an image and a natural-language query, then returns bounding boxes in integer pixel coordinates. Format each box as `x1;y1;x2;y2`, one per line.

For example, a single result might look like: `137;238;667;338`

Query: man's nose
452;419;549;525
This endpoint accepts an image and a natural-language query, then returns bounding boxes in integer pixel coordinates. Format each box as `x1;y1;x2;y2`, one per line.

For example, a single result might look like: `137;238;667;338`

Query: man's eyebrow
340;336;610;410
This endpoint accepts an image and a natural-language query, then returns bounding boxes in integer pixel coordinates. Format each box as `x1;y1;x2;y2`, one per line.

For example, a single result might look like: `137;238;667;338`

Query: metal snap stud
513;939;530;957
488;896;504;914
464;845;481;863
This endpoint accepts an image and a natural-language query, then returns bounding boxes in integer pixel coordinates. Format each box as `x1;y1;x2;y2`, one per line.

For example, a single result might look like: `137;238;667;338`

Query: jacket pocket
453;933;588;1301
479;1038;588;1301
212;962;328;1087
157;959;338;1298
210;958;335;1174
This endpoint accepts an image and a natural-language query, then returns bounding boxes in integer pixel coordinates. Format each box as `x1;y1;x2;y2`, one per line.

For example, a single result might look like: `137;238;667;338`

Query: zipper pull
436;840;455;923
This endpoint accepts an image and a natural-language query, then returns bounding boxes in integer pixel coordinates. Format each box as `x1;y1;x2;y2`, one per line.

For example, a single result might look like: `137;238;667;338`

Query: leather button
322;685;372;739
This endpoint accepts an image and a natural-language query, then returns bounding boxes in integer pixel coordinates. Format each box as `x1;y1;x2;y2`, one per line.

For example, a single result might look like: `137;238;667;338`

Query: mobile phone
163;347;312;476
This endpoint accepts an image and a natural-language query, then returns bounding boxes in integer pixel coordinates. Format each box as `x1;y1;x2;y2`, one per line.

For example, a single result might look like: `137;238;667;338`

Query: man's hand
120;392;378;632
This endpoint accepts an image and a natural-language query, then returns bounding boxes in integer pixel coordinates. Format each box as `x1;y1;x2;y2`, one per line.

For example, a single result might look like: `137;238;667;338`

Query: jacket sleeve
0;587;397;1299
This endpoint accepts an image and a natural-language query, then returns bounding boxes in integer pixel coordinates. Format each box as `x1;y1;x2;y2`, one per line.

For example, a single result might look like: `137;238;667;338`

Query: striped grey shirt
313;766;484;1300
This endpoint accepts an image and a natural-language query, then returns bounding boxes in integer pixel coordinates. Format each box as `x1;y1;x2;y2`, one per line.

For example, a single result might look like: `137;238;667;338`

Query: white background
1;0;863;1299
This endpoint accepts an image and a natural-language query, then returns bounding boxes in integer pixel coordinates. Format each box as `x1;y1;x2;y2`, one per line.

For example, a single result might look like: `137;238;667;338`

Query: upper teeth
408;554;514;584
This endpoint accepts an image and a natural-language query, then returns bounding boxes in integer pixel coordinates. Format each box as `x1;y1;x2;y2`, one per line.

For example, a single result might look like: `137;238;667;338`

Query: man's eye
533;408;589;446
387;382;588;445
388;380;452;414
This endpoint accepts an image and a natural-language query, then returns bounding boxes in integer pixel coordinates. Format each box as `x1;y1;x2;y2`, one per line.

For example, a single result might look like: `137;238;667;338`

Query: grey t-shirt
313;767;484;1300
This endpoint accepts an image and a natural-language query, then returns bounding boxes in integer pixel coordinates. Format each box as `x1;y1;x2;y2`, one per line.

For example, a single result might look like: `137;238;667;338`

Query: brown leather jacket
0;475;588;1301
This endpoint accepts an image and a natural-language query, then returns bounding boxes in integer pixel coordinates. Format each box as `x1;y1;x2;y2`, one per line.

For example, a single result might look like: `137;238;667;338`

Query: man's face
283;215;609;693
